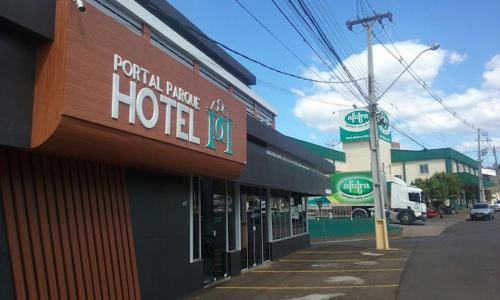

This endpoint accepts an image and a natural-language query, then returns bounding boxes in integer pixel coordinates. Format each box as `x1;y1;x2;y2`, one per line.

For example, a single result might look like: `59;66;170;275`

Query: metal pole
478;129;485;203
494;146;500;200
366;22;390;250
347;12;392;250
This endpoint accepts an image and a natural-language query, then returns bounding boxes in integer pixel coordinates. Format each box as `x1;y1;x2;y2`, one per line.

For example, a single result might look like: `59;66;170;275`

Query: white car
470;203;495;221
494;200;500;211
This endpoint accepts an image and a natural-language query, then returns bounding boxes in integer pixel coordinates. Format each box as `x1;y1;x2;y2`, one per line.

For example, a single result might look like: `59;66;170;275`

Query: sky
167;0;500;166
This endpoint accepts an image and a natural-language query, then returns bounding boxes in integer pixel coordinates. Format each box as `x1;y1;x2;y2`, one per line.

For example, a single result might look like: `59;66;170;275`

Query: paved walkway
186;244;411;300
393;210;469;238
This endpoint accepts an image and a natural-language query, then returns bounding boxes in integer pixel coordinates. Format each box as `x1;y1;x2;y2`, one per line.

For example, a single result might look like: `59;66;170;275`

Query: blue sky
168;0;500;166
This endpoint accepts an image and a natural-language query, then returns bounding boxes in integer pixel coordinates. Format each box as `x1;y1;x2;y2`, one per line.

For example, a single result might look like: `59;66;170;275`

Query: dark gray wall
0;28;36;148
0;0;55;40
0;192;15;299
270;234;310;260
237;140;329;195
127;169;203;300
0;0;55;148
246;116;334;174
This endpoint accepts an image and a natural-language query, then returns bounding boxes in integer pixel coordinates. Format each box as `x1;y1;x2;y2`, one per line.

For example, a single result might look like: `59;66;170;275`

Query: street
397;213;500;300
187;212;500;300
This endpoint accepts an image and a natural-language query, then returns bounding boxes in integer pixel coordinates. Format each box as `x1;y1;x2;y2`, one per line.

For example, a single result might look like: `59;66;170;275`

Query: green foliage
411;172;464;207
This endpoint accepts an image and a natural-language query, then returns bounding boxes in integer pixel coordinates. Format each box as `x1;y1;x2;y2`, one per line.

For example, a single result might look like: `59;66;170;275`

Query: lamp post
378;43;440;101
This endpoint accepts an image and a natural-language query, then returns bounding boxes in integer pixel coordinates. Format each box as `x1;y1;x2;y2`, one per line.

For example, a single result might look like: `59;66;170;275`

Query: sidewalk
187;244;411;300
393;210;469;238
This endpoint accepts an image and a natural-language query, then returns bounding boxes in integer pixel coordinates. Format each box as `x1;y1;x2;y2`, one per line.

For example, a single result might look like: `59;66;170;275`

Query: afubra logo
345;110;369;127
339;178;373;196
206;98;233;155
378;111;390;135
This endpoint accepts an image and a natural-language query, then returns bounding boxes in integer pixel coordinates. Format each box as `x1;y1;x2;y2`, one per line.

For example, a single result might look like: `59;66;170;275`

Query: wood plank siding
0;148;141;299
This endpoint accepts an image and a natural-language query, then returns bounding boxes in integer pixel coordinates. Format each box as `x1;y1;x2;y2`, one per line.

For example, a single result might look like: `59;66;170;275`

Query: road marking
280;258;408;262
216;284;399;290
251;268;403;273
297;250;411;254
311;236;403;244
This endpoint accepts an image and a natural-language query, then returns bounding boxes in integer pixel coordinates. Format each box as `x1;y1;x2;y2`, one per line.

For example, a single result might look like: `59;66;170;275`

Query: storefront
0;0;331;299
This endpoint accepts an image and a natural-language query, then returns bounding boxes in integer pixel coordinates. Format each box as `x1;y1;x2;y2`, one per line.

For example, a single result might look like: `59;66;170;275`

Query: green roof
290;138;346;162
391;148;477;168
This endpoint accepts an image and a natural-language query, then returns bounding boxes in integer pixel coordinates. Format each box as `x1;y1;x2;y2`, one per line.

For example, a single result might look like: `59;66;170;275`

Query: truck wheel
352;208;368;218
398;211;416;225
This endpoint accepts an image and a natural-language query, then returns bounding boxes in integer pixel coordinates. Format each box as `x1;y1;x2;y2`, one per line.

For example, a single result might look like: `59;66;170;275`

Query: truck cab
388;177;427;225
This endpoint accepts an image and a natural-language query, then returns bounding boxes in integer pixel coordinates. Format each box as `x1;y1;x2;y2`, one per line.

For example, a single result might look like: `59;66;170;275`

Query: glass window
408;192;421;203
419;164;429;174
191;176;201;261
227;182;236;251
291;193;307;235
271;190;290;240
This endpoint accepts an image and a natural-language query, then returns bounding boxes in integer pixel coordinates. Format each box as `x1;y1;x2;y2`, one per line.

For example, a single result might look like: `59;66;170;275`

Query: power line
272;0;368;103
257;79;356;107
232;0;310;70
232;0;367;97
372;32;476;130
294;0;370;102
185;24;364;84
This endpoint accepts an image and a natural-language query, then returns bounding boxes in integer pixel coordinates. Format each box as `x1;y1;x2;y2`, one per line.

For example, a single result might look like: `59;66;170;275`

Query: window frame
189;176;201;262
419;164;429;174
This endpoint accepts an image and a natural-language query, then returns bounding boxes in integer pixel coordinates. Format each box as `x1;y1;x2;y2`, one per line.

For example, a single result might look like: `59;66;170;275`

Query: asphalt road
397;212;500;300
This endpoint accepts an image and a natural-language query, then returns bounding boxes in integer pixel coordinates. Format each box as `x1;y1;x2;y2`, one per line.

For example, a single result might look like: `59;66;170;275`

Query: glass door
261;189;270;262
201;180;226;284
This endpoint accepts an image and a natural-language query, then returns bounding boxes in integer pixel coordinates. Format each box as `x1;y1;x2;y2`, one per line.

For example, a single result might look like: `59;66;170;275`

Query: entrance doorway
201;180;226;284
240;186;269;270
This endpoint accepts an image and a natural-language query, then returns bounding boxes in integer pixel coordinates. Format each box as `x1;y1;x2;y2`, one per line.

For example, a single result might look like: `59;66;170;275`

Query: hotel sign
32;4;246;178
111;54;233;155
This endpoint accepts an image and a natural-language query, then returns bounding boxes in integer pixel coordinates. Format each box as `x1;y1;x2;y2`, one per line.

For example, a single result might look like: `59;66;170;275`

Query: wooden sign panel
32;1;247;178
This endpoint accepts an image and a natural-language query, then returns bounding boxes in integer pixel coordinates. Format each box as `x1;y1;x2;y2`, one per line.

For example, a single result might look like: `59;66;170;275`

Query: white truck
386;176;427;225
315;172;426;225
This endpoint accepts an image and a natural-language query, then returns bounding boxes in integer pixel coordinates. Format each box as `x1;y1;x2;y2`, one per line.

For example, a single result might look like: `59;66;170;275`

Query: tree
412;172;463;207
444;173;462;200
413;178;431;205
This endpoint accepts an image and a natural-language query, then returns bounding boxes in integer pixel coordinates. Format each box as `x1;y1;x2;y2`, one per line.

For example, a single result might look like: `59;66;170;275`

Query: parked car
426;207;440;219
470;203;495;220
494;200;500;211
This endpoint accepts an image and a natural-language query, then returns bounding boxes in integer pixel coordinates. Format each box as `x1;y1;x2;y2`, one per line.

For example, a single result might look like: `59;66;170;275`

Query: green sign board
328;172;374;205
338;108;392;143
377;110;392;143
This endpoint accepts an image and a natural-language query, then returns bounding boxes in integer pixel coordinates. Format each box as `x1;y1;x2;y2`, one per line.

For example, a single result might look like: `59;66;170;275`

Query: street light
377;43;440;101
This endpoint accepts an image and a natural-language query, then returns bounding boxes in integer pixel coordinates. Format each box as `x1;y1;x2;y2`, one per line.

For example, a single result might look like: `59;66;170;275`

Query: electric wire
271;0;367;104
185;24;364;84
295;0;369;100
372;32;476;130
232;0;366;104
257;79;356;107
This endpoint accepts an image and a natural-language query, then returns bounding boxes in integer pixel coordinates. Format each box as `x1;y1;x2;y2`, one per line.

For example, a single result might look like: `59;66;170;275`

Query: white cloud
308;133;318;141
292;41;500;139
448;51;467;64
483;54;500;89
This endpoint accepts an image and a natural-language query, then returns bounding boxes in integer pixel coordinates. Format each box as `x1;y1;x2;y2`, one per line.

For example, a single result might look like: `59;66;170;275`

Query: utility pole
493;145;499;200
347;12;392;250
477;128;486;203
